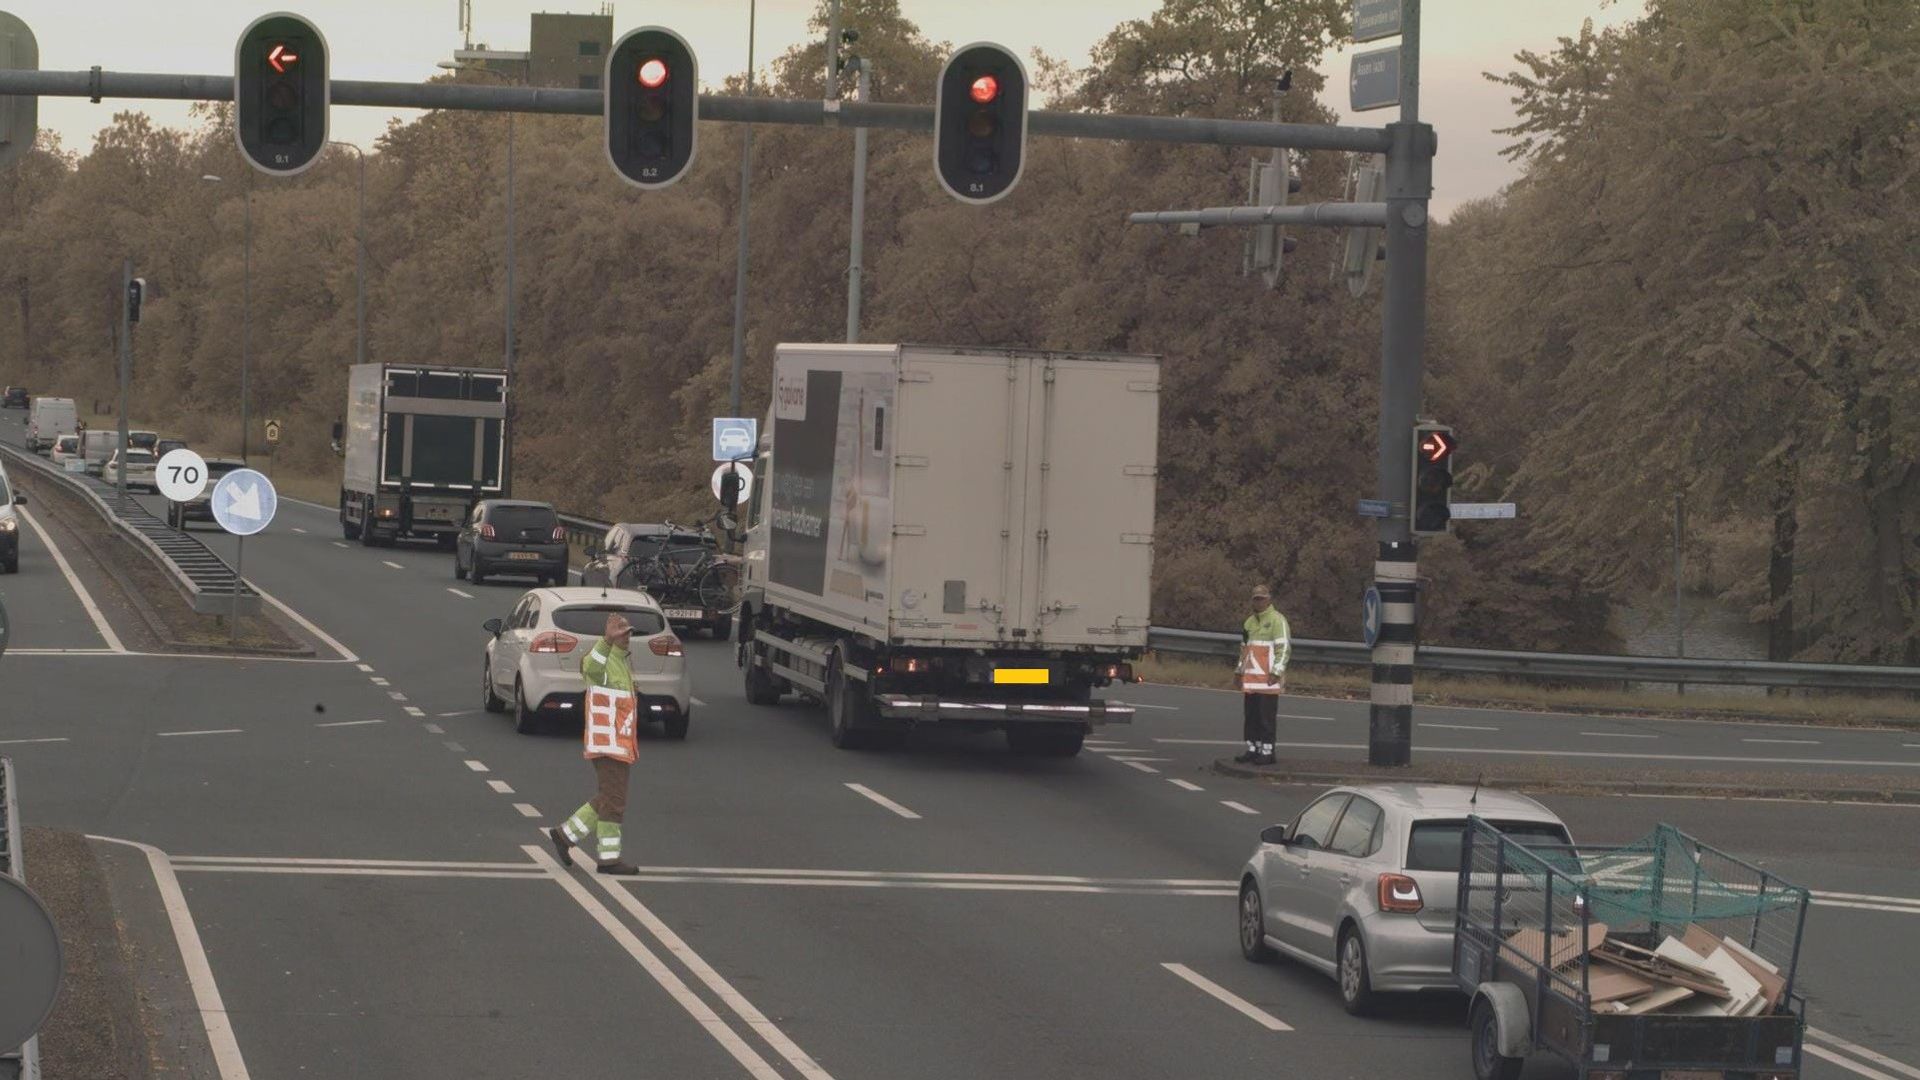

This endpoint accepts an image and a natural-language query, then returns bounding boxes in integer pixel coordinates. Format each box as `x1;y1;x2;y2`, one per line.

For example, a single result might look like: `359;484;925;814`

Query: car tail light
480;523;496;539
530;631;578;654
890;656;928;674
648;633;683;657
1099;662;1134;682
1378;873;1423;913
551;526;567;542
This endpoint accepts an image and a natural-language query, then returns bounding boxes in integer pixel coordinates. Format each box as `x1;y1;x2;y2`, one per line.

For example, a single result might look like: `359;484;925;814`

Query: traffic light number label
641;167;660;178
273;153;294;165
967;182;986;193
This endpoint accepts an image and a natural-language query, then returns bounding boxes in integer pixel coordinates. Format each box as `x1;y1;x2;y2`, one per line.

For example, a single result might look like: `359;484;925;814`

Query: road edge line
1160;963;1291;1032
18;506;126;652
86;834;251;1080
251;580;358;662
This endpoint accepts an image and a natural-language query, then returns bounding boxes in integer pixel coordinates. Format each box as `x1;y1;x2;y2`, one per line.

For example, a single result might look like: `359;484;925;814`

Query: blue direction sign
1363;585;1383;648
1352;0;1403;42
1350;45;1401;112
211;468;277;536
1357;498;1392;518
712;417;758;462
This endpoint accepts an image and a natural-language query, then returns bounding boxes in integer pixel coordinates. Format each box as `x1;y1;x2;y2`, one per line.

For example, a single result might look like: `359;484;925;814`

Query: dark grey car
454;500;567;586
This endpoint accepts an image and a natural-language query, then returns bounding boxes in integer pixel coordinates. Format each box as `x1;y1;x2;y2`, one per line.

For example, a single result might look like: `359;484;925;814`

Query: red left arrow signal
268;43;299;73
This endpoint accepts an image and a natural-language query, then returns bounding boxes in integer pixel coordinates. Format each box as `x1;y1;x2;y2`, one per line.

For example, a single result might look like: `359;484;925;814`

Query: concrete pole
727;0;757;417
1366;0;1432;767
846;58;869;343
117;258;130;502
825;0;841;101
503;108;515;496
241;171;252;466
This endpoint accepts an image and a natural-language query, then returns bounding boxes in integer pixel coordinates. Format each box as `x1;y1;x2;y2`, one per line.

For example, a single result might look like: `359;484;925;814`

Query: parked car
49;435;82;472
105;448;158;492
480;586;691;737
580;522;733;638
25;397;76;453
454;499;568;587
167;457;246;530
1238;784;1573;1016
0;460;23;573
2;386;27;409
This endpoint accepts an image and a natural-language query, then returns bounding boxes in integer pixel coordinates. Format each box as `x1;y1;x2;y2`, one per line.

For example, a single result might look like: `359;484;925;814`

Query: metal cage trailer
1451;816;1810;1080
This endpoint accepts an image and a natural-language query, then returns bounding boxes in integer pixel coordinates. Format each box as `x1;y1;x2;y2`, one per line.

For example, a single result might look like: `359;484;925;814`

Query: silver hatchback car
1238;784;1572;1015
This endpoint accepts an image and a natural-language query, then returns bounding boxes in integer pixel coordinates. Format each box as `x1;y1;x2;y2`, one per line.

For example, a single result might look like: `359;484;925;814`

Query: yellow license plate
993;668;1049;685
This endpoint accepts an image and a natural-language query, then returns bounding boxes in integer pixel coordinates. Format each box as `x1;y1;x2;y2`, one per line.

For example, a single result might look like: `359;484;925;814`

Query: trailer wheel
1470;997;1523;1080
826;656;874;750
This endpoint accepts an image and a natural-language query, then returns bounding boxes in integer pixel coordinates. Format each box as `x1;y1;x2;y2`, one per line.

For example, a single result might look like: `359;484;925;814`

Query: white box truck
25;397;77;454
333;364;508;547
736;344;1159;756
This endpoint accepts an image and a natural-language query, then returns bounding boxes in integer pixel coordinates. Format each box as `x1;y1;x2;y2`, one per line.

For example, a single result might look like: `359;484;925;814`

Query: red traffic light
268;42;299;73
638;58;669;88
969;74;999;104
1419;430;1454;463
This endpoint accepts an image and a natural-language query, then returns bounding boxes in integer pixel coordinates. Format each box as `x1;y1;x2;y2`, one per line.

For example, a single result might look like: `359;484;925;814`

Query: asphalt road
2;408;1917;1080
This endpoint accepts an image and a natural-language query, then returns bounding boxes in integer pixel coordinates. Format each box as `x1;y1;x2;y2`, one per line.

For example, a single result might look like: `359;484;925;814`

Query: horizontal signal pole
0;68;1394;154
1129;201;1387;229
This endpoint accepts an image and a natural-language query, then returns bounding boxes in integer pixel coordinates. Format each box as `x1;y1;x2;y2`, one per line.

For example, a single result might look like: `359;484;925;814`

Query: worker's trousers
1242;693;1277;756
561;758;631;864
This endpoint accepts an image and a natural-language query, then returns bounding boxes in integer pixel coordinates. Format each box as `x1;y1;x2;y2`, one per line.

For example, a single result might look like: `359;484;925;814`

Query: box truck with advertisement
333;364;508;547
735;344;1159;756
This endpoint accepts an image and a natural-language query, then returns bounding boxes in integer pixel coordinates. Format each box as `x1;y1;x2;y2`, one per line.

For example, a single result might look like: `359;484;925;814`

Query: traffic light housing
0;11;39;172
234;13;329;176
934;43;1027;205
606;27;698;189
127;278;145;324
1411;423;1455;535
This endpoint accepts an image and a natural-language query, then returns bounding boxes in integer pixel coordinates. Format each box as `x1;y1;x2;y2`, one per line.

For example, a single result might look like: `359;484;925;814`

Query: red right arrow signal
1420;431;1454;462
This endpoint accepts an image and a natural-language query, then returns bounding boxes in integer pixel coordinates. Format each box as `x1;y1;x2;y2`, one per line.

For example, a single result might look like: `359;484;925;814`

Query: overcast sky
10;0;1645;219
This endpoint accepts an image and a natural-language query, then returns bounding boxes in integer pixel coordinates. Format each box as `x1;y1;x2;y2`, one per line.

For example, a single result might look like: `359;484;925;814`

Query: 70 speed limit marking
156;448;210;502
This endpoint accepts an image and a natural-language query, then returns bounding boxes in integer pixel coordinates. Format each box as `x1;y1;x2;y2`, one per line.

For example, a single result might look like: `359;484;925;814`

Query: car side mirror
1261;825;1291;846
483;618;504;636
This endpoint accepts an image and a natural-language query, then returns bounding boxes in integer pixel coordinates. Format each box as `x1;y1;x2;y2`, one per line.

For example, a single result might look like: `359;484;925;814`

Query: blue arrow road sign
713;417;758;462
211;468;277;537
1363;585;1383;648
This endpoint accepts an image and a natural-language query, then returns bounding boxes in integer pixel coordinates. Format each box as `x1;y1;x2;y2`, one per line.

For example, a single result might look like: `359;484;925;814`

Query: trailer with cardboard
1452;817;1809;1080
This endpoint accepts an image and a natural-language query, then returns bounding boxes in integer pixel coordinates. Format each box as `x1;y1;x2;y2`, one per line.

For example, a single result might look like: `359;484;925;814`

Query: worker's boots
596;860;641;876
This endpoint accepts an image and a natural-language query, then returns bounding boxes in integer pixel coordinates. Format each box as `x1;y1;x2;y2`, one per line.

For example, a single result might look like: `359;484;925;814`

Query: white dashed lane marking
1162;964;1292;1032
514;803;542;818
464;760;490;773
382;560;405;570
1167;779;1204;792
159;729;243;738
316;719;384;728
1220;801;1260;816
487;780;514;794
844;783;920;820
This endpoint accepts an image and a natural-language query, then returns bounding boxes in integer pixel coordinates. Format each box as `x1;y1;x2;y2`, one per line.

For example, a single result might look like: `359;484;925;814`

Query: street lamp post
202;171;253;464
328;140;368;367
438;61;515;379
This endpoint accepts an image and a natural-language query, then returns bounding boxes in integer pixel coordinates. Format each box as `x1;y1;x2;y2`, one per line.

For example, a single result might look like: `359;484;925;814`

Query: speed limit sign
156;448;210;502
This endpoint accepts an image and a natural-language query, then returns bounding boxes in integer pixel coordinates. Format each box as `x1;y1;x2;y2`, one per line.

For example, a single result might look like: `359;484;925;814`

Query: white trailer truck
735;344;1159;756
334;364;508;547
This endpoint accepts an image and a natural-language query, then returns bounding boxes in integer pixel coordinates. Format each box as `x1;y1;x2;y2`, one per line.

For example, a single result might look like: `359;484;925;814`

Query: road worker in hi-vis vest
550;613;643;875
1235;584;1291;766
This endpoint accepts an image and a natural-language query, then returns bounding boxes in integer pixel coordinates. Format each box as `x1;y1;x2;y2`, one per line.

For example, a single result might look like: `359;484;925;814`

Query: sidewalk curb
1210;758;1920;805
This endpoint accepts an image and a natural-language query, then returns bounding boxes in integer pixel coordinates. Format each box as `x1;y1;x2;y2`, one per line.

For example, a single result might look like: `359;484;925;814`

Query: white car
104;448;158;491
49;435;82;472
481;587;692;738
1238;784;1572;1015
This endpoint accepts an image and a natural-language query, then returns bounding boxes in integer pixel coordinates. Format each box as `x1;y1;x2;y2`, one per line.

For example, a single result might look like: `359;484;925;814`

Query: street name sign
1350;45;1400;112
1449;502;1517;520
1357;498;1392;518
1352;0;1403;42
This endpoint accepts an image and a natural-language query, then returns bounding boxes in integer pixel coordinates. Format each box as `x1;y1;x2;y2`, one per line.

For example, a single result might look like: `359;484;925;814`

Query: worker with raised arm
549;612;642;875
1236;584;1291;766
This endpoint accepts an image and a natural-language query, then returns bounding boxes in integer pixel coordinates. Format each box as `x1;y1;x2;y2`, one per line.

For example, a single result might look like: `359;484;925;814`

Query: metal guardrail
561;506;1920;692
1;756;42;1080
1146;625;1920;693
0;442;260;616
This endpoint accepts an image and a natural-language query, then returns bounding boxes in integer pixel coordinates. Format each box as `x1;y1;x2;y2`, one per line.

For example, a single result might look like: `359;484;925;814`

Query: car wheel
662;707;690;740
1470;996;1523;1080
482;657;507;714
1239;881;1274;962
1338;927;1376;1016
513;678;539;735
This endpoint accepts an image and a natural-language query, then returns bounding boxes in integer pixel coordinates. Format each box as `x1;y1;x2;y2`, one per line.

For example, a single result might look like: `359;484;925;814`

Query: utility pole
329;140;368;366
242;169;252;465
846;55;869;342
727;0;756;417
116;258;131;502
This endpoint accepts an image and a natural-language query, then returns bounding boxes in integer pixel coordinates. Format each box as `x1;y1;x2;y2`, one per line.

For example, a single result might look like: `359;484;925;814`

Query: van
25;397;77;454
80;430;121;476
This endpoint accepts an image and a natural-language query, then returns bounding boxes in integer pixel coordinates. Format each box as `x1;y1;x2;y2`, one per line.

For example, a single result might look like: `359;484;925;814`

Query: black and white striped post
1369;543;1418;764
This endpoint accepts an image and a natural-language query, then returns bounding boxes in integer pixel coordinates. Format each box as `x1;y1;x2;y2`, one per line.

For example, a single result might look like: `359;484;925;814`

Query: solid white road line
514;803;542;818
251;578;358;662
381;560;404;570
524;845;787;1080
424;723;445;734
1158;737;1920;770
18;507;126;652
1582;731;1658;739
281;495;338;513
1906;744;1920;750
1127;703;1181;711
615;866;1231;887
174;865;546;880
487;779;514;794
403;706;425;717
439;710;478;718
1117;760;1161;774
88;836;252;1080
604;875;1234;896
1279;713;1337;721
0;737;70;745
1807;1044;1905;1080
844;782;921;820
1168;778;1205;792
158;728;243;738
464;759;489;772
1421;722;1499;732
448;588;474;599
315;719;383;728
1111;756;1172;763
586;859;837;1080
1161;964;1292;1032
172;856;534;868
1742;737;1820;745
1808;1027;1920;1080
1221;801;1260;815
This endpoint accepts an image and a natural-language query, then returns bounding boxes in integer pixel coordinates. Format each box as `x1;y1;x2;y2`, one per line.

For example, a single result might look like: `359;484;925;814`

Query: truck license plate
507;552;539;561
993;668;1050;685
665;609;702;620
